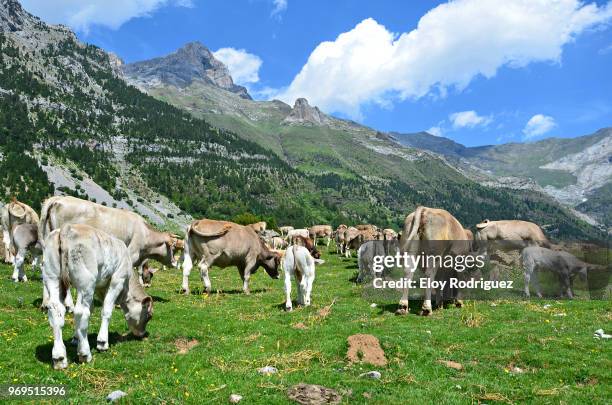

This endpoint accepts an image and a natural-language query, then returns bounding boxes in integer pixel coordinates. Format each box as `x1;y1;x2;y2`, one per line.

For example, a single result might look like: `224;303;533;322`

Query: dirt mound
174;338;198;354
346;334;387;367
287;384;342;405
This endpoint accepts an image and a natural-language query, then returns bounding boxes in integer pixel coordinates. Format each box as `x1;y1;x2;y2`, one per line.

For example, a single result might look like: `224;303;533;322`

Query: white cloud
271;0;287;17
427;126;443;137
213;48;263;85
449;110;492;128
523;114;557;138
274;0;612;118
20;0;193;33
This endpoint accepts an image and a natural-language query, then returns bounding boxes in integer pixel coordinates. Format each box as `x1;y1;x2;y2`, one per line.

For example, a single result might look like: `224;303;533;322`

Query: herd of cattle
0;196;601;369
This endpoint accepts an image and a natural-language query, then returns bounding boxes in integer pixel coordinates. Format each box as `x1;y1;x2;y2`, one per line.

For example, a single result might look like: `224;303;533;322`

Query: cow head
149;234;180;268
122;276;153;337
259;249;281;279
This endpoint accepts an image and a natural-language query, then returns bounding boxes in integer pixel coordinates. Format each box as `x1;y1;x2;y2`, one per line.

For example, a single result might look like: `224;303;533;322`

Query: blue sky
21;0;612;146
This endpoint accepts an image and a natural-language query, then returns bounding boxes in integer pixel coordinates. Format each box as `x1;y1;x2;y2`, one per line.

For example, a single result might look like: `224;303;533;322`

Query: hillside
0;0;604;239
392;129;612;230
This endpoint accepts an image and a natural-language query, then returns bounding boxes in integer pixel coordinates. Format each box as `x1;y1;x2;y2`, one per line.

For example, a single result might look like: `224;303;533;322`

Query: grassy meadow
0;247;610;404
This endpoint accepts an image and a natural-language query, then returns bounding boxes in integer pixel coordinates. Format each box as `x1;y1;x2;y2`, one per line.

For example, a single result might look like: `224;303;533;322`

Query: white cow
286;228;309;242
279;226;294;237
283;245;324;311
43;224;153;369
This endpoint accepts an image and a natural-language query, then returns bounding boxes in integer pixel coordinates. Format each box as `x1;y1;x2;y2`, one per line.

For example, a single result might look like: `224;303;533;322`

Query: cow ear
142;296;153;316
314;259;325;265
148;266;159;274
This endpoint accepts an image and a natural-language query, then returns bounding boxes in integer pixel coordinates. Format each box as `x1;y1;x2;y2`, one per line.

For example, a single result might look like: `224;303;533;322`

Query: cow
43;224;153;369
521;246;591;299
292;235;321;259
343;227;360;258
283;244;324;311
248;221;267;234
357;240;388;283
181;219;281;295
356;224;378;232
279;226;294;237
397;206;473;316
3;199;39;264
333;224;348;255
286;228;309;242
39;196;179;269
382;228;398;240
11;223;41;282
476;220;549;250
308;225;333;247
270;236;288;250
344;227;381;258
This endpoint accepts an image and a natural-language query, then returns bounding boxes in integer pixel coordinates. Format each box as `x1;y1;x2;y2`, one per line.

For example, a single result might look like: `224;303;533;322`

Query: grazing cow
3;199;39;264
397;206;472;316
182;219;281;295
248;221;267;234
39;196;179;268
283;245;324;311
270;236;288;250
292;235;321;259
342;227;360;258
43;224;152;369
286;228;309;242
11;223;41;282
382;228;398;240
521;246;590;299
308;225;333;247
345;228;381;258
476;219;549;249
279;226;294;237
357;241;388;283
334;224;348;254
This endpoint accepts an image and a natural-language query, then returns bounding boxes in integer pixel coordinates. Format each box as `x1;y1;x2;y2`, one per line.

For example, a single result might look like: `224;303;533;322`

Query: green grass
0;251;610;404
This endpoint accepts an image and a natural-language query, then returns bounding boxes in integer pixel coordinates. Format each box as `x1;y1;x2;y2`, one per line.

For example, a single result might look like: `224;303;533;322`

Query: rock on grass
287;383;342;405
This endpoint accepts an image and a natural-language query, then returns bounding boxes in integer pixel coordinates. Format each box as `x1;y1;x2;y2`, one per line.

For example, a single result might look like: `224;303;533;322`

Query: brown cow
397;206;472;316
308;225;333;247
3;199;39;264
248;221;267;234
356;224;378;232
182;219;280;295
334;224;348;254
475;219;549;246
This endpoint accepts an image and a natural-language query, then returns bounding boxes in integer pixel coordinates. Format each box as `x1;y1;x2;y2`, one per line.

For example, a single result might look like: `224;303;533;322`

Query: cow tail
182;224;193;270
406;206;424;241
38;198;57;248
58;230;70;295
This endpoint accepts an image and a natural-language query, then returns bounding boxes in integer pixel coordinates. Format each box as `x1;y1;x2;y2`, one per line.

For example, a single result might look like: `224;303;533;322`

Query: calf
43;224;152;369
11;223;41;282
292;235;321;259
283;245;324;311
521;246;589;298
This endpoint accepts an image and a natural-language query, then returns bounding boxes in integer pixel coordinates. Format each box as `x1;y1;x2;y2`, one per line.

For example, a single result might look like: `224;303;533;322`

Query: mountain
0;0;604;239
122;41;251;99
392;129;612;230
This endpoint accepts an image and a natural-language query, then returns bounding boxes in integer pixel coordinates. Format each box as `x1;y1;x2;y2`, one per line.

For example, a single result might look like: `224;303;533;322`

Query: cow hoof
285;306;293;312
180;288;190;295
78;353;92;363
419;309;432;316
395;308;408;316
96;341;109;351
455;301;463;308
70;337;78;346
65;306;74;314
53;357;68;370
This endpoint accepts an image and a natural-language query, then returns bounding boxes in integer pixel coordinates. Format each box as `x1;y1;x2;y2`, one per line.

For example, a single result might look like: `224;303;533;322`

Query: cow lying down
43;224;153;369
283;245;324;311
521;246;589;298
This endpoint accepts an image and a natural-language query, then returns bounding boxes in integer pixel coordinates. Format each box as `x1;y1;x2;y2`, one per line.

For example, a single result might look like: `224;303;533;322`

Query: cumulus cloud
427;126;443;137
274;0;612;118
449;110;492;128
213;48;263;85
523;114;557;138
20;0;193;33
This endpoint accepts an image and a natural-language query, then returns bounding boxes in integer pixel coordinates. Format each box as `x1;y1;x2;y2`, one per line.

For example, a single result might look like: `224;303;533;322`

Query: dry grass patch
174;337;199;354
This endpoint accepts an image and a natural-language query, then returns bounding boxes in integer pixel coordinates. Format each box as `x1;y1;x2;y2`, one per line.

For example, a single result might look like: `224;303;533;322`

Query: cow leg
421;266;437;316
304;273;314;306
96;276;124;351
181;249;194;295
284;269;293;311
73;288;94;363
11;248;25;282
198;261;212;294
46;277;68;369
295;270;304;305
239;264;253;295
3;229;14;264
531;270;543;298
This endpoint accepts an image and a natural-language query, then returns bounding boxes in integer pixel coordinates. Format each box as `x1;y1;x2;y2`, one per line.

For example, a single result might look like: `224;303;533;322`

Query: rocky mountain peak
283;98;328;126
122;41;251;99
1;0;40;32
